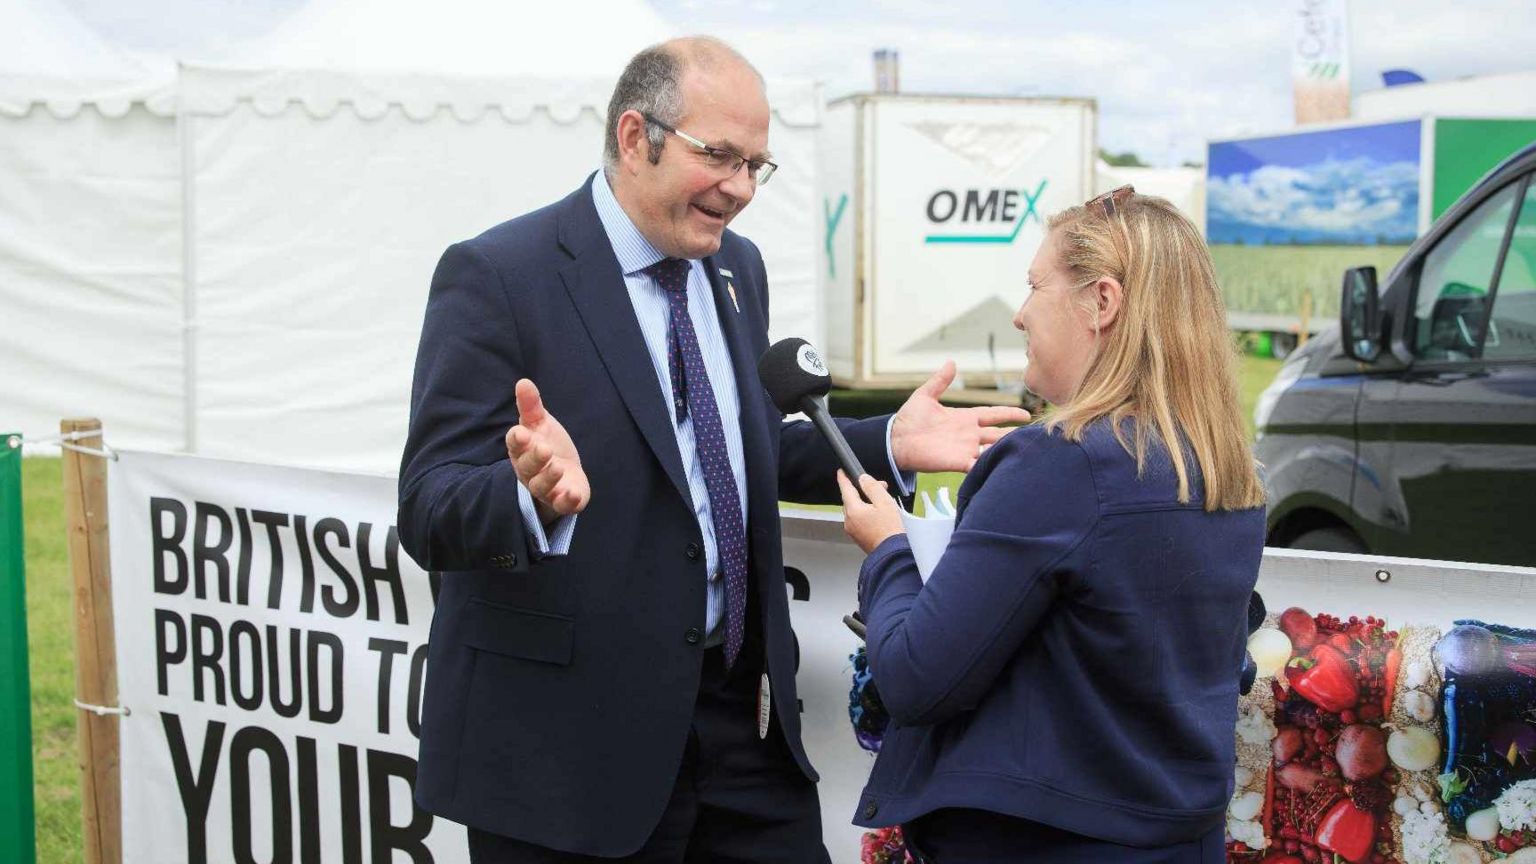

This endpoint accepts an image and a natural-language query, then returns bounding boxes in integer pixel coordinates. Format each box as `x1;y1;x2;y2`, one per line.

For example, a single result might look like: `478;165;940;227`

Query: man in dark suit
398;36;1027;863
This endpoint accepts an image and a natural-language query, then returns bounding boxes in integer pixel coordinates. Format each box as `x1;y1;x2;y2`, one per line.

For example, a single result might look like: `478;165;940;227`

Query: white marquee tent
0;0;182;452
2;0;829;474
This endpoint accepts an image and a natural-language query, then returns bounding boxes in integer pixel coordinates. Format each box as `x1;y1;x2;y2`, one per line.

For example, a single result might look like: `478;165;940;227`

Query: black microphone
757;338;869;490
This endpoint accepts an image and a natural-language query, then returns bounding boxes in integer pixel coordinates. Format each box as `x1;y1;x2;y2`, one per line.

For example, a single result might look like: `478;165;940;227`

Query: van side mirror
1340;266;1382;362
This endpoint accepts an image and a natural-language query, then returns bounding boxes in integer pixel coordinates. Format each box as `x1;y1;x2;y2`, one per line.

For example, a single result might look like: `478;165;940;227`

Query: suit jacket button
685;542;701;560
684;627;702;645
862;801;878;819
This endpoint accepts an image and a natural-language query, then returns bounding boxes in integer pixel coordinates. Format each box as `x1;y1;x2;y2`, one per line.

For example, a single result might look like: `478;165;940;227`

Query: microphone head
758;337;832;414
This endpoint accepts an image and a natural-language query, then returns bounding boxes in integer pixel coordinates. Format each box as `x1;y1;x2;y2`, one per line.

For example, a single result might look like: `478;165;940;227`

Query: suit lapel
702;255;775;532
557;182;692;506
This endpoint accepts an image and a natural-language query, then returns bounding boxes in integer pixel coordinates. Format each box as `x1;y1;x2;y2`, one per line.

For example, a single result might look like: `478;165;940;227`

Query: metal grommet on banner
1375;569;1391;584
73;699;131;718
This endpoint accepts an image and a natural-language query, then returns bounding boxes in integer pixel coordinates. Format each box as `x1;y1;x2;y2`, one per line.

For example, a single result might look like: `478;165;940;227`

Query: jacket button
685;542;701;560
684;627;702;645
507;553;517;567
862;801;878;819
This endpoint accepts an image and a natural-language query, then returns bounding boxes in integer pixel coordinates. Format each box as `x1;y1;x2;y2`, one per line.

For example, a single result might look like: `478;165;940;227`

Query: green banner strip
0;433;36;864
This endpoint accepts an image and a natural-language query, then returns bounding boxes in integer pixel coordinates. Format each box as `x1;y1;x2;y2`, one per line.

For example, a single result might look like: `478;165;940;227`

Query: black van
1253;142;1536;567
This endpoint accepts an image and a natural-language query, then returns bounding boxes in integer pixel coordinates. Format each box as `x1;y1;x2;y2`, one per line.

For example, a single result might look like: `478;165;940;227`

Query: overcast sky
60;0;1536;166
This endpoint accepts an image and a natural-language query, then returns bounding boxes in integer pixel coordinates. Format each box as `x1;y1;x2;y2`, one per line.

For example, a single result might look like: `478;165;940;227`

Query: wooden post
1299;291;1312;348
60;419;121;864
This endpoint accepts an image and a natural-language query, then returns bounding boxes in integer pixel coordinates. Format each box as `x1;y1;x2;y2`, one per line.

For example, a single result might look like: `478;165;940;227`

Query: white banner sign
105;450;879;864
110;450;460;864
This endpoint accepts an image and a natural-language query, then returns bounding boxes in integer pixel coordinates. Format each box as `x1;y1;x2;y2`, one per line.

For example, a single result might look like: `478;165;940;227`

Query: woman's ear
1095;276;1123;331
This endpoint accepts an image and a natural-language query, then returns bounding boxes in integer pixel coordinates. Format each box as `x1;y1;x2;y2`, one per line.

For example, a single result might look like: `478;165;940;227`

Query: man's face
622;63;771;260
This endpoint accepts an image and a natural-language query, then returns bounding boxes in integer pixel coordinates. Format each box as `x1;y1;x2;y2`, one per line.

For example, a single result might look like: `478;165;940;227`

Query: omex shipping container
817;93;1096;388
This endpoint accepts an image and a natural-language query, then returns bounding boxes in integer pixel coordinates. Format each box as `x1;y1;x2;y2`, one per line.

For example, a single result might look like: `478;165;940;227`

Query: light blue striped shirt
520;171;908;641
590;170;749;641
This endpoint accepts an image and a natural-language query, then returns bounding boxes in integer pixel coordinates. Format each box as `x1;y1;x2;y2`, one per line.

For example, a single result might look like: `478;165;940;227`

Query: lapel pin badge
728;282;740;314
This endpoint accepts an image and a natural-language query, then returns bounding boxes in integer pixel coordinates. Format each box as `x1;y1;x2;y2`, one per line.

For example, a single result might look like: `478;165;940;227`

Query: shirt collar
591;169;671;277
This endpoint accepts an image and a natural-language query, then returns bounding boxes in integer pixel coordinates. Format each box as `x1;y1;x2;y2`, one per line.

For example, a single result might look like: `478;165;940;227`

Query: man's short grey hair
602;37;765;177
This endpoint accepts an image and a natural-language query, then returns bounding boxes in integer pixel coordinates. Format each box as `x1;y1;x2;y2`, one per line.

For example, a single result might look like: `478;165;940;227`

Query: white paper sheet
900;488;956;582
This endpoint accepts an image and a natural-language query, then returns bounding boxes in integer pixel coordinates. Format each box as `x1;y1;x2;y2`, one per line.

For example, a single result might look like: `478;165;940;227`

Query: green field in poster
1210;243;1412;320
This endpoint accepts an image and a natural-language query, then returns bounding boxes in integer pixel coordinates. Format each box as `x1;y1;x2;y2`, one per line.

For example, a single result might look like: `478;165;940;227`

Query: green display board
1432;118;1536;220
0;434;35;864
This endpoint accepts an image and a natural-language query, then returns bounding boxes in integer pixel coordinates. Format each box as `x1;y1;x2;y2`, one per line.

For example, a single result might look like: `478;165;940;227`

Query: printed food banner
1228;611;1536;864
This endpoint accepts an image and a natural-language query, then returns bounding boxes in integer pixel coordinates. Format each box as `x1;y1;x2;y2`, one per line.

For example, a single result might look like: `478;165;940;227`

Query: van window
1486;178;1536;361
1413;183;1518;359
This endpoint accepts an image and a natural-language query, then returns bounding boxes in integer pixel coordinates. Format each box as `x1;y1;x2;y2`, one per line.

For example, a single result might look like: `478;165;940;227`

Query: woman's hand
837;470;905;554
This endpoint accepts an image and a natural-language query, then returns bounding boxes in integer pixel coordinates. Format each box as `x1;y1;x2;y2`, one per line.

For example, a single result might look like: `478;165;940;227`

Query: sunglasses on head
1085;184;1135;219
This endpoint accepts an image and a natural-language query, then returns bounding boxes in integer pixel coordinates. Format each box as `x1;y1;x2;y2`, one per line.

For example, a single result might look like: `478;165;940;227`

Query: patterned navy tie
645;257;749;668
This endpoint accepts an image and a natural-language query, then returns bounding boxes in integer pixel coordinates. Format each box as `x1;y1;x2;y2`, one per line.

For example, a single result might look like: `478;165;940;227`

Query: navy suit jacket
398;175;897;856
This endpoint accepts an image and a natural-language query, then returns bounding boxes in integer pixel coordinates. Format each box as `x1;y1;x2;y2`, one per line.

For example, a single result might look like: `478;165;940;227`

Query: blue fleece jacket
853;420;1264;847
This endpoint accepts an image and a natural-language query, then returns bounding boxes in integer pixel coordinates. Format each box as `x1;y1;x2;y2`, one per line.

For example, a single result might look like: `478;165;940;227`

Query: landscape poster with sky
1206;120;1420;321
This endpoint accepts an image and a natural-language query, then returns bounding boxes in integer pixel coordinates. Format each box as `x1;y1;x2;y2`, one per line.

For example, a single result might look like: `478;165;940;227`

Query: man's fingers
506;424;533;456
556;480;591;514
525;459;565;500
970;405;1032;426
513;440;555;480
537;462;590;515
979;426;1014;445
917;360;956;400
515;379;547;427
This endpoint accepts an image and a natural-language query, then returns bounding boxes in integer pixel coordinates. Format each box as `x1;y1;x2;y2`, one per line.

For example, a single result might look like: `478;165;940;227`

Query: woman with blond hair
838;187;1265;863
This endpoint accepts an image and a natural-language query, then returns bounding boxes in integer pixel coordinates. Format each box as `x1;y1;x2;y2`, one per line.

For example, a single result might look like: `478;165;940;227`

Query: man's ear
1095;276;1124;331
614;109;648;174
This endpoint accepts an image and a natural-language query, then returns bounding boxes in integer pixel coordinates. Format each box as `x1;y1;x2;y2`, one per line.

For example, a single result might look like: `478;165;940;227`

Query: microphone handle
802;395;869;491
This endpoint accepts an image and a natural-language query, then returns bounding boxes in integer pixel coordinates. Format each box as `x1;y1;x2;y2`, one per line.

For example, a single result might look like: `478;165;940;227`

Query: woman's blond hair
1042;192;1264;512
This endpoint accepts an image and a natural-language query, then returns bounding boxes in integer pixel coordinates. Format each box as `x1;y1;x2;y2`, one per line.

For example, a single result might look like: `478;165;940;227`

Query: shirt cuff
884;416;916;497
516;482;576;557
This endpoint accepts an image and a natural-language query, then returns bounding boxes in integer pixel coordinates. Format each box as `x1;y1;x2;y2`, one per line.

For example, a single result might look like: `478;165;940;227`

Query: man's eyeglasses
1086;184;1135;219
643;113;778;186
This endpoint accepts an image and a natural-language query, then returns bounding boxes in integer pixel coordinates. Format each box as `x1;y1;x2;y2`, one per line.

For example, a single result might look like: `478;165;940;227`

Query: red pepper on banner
1314;798;1376;863
1285;644;1360;713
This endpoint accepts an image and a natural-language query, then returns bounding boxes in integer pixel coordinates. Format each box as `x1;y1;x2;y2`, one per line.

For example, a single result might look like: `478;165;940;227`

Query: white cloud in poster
1208;158;1419;235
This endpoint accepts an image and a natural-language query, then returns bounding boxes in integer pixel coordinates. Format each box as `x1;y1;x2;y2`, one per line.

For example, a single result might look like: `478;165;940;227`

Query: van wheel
1288;526;1366;554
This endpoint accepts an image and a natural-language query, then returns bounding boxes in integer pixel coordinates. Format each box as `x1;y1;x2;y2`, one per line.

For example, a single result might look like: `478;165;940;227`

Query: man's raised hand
506;379;590;524
890;361;1032;473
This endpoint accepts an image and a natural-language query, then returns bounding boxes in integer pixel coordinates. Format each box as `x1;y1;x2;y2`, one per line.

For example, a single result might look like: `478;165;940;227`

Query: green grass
1211;243;1410;320
18;353;1288;859
19;456;80;864
1238;355;1285;441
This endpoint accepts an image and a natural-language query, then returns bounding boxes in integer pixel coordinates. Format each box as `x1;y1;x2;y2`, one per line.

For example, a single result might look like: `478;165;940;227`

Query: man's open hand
506;379;590;524
891;361;1031;473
